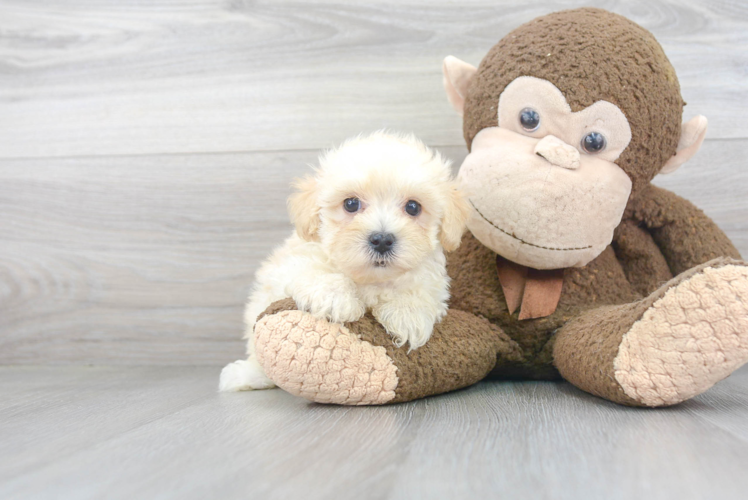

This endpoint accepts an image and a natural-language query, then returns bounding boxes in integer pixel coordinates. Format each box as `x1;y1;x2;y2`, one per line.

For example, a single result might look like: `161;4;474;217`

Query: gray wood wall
1;0;746;365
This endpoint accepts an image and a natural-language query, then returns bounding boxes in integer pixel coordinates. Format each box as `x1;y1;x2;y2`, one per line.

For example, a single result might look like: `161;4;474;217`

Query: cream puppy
219;131;469;391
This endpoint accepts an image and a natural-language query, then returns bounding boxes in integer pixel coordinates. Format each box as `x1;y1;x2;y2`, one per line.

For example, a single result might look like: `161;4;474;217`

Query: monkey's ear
660;115;708;175
439;186;471;252
442;56;477;116
287;175;321;242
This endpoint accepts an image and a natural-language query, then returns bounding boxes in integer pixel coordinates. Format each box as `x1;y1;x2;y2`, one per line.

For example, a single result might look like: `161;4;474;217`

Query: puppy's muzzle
369;232;396;255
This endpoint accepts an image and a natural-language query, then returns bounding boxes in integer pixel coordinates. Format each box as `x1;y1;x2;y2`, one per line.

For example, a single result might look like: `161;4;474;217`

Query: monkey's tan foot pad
614;262;748;406
254;310;398;405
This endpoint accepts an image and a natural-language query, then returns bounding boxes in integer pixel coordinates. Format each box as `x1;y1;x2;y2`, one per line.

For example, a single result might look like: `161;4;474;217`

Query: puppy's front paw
219;357;276;392
373;302;436;351
292;275;366;324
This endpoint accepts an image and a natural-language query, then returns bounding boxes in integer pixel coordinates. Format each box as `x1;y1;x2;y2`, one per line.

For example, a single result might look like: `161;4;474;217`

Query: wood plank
0;366;218;482
0;150;305;365
1;0;747;159
1;365;747;499
1;139;745;365
681;366;748;442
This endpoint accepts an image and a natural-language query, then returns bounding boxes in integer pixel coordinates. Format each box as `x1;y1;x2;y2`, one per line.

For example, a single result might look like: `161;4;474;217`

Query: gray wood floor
2;1;748;498
2;365;748;500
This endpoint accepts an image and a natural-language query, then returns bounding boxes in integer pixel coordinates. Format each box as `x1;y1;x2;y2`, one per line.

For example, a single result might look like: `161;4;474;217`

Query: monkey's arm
631;185;741;275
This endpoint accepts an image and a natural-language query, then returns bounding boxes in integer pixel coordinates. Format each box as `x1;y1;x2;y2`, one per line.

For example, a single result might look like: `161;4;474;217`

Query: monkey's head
443;8;707;269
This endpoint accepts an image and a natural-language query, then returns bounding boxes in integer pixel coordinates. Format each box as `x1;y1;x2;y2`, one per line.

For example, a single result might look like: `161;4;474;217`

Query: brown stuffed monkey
251;8;748;407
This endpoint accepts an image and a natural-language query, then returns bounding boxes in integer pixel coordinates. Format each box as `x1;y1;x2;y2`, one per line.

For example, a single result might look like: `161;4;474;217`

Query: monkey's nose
534;135;580;170
369;232;396;255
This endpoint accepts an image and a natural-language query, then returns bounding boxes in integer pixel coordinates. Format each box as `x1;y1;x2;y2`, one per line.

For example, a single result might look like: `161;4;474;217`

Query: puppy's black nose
369;232;396;255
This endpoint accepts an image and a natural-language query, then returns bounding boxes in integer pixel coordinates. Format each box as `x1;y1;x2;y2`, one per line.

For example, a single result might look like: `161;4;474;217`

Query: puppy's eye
581;132;606;153
343;197;361;213
519;107;540;132
404;200;421;216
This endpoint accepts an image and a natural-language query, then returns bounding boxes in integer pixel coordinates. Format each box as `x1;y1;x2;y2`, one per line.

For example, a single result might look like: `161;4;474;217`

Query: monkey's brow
469;199;593;251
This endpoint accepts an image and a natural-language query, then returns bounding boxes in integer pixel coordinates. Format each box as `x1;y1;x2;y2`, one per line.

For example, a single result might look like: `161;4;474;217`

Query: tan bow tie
496;255;565;320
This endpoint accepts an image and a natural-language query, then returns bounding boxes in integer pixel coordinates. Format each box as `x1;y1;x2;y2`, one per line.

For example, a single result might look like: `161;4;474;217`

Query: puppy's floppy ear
439;184;470;252
287;175;321;242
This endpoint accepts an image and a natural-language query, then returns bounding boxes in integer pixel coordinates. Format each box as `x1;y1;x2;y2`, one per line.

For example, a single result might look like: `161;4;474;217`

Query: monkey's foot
555;258;748;407
253;309;399;405
253;298;511;405
613;260;748;406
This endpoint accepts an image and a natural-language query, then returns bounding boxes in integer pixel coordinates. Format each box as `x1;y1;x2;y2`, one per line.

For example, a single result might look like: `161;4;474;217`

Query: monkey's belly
448;232;675;378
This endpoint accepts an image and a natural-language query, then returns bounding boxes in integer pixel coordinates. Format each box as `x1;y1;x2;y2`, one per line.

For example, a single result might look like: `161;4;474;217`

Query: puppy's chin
343;257;407;284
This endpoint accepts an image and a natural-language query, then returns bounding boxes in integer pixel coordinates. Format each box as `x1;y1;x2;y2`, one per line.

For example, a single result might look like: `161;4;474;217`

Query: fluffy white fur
220;131;469;392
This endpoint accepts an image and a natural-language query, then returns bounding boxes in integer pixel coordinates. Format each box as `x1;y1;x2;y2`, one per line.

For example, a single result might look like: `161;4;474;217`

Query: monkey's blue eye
405;200;421;216
519;108;540;131
581;132;606;153
344;198;361;213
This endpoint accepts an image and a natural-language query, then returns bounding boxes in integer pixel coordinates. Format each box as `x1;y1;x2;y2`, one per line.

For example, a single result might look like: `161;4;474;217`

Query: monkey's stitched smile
469;199;593;252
